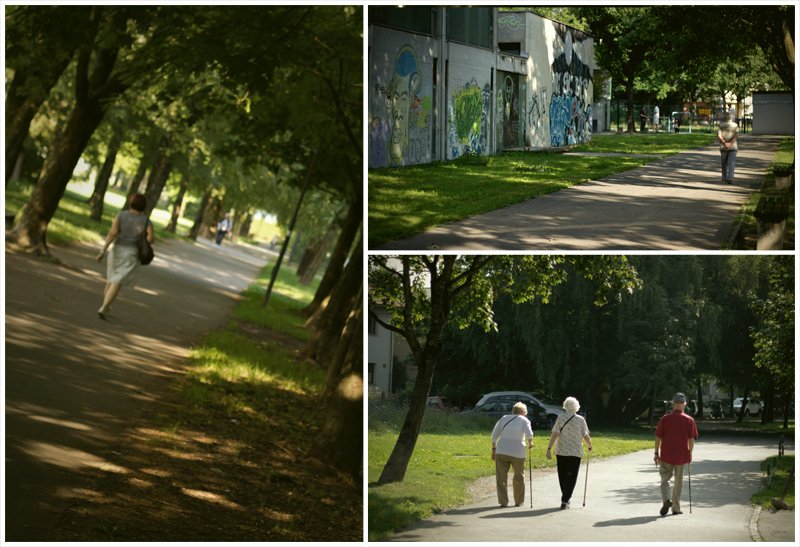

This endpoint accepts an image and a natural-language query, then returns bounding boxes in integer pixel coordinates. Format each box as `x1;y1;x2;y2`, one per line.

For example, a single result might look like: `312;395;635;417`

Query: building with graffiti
368;7;595;168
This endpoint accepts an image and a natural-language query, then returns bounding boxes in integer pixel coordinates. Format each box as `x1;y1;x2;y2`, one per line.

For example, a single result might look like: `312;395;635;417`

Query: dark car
476;398;549;430
704;399;728;418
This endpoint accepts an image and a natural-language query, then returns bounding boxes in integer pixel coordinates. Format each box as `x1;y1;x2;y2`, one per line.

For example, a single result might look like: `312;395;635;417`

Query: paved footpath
375;135;784;251
4;236;271;542
386;424;796;543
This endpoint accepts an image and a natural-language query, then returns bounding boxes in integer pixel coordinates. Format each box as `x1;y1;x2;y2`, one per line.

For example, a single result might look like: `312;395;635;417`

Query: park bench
753;196;791;250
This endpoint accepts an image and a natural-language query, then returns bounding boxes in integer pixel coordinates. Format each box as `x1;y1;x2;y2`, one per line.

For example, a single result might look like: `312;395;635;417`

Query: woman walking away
717;110;739;184
546;397;592;509
96;193;154;319
491;402;534;507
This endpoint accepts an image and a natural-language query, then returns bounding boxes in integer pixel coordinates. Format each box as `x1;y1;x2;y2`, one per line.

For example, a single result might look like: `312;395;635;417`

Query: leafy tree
575;7;663;132
368;255;642;484
750;256;794;428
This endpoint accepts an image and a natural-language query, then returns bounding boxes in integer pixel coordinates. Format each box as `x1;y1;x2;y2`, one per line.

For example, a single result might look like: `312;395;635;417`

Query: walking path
386;423;796;543
4;236;270;541
374;135;784;251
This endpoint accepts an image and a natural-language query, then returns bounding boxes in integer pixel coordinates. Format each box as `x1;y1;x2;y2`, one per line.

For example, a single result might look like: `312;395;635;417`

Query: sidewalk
374;135;784;251
385;425;796;543
4;238;269;541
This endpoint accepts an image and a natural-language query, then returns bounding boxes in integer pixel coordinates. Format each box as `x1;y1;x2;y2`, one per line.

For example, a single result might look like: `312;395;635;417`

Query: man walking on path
654;392;698;516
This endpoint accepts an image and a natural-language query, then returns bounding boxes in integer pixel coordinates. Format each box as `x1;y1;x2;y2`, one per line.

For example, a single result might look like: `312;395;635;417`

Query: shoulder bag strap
560;414;576;432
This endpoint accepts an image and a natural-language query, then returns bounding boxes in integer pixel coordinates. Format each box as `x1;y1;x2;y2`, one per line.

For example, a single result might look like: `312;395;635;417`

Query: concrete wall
367;308;394;393
752;92;794;135
446;43;494;159
368;8;594;168
369;28;438;168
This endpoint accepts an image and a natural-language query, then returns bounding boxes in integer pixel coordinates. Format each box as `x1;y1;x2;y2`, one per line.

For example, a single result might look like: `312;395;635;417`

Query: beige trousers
659;461;686;512
496;453;526;506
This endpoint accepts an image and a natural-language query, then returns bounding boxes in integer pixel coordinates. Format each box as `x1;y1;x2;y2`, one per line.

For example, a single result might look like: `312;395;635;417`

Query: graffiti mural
498;13;525;41
448;78;491;158
369;44;432;168
529;87;549;147
549;27;593;146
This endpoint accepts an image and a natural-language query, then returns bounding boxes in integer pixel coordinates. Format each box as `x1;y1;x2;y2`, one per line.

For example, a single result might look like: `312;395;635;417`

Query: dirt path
4;237;268;541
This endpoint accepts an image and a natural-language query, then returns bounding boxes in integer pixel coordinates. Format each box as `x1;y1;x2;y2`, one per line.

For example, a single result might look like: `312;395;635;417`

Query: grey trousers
721;149;737;181
659;461;686;512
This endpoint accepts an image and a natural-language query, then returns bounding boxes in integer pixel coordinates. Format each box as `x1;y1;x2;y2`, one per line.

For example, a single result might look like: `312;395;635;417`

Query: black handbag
137;219;154;265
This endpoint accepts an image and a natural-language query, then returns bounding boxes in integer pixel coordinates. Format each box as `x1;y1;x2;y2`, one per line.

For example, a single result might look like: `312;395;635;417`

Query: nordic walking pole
529;444;533;508
688;463;692;514
583;447;591;506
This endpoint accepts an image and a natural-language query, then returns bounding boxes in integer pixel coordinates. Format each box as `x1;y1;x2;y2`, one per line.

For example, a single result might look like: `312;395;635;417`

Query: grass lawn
728;136;795;250
367;406;654;541
753;455;795;510
368;134;717;247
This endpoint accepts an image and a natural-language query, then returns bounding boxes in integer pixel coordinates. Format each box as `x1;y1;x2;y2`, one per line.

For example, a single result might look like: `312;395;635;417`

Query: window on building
369;6;436;35
447;7;493;49
498;42;521;55
368;314;377;335
368;362;375;385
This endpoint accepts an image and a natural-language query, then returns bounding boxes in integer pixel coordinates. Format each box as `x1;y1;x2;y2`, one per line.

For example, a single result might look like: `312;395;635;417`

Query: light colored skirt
107;244;141;287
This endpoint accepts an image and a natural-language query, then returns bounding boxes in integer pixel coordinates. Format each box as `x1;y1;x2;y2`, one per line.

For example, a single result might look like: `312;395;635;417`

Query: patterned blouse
552;411;589;458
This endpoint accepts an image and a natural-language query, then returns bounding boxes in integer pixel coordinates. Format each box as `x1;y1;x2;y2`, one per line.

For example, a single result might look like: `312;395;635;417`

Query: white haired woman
491;402;534;507
545;397;592;509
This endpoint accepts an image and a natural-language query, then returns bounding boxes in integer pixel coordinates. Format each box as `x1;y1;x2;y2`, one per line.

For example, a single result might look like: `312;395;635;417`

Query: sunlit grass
753;455;795;509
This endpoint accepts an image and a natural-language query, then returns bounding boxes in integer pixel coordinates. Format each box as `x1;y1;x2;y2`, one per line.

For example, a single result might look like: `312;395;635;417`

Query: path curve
4;237;269;541
385;424;795;542
375;135;783;251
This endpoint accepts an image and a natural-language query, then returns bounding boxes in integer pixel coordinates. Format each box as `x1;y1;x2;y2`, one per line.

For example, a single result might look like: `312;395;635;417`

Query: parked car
426;396;450;412
475;398;550;430
476;391;565;428
703;399;726;419
733;397;763;417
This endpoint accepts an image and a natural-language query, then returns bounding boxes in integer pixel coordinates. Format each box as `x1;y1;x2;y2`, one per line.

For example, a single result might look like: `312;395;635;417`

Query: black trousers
556;455;582;503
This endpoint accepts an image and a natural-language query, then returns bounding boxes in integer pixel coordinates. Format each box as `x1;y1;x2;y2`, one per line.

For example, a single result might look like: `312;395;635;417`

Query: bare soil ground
43;321;362;542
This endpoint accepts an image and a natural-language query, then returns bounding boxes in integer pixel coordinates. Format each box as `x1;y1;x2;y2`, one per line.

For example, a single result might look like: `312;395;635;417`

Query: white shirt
492;414;533;459
653;106;660;122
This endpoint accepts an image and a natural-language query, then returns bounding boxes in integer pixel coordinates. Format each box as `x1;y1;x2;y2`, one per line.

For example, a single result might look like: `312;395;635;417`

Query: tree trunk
297;222;338;286
10;96;107;254
8;6;127;254
166;175;189;233
187;190;212;240
142;135;175;218
319;278;363;407
304;298;363;480
299;234;362;368
625;78;637;133
89;129;124;222
5;58;74;186
124;149;154;209
301;197;361;317
378;256;455;484
696;381;704;420
736;387;749;423
10;150;26;183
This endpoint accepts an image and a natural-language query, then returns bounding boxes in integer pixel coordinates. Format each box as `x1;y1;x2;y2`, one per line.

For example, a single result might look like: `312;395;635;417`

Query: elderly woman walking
491;402;534;507
717;110;739;184
546;397;592;509
95;193;154;319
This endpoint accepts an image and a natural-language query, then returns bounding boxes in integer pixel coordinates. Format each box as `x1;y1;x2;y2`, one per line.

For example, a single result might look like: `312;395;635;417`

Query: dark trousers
215;230;227;245
556;455;582;503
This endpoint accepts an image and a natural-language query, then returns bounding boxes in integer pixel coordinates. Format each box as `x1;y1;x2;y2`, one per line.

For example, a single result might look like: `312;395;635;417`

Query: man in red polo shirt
654;392;698;516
